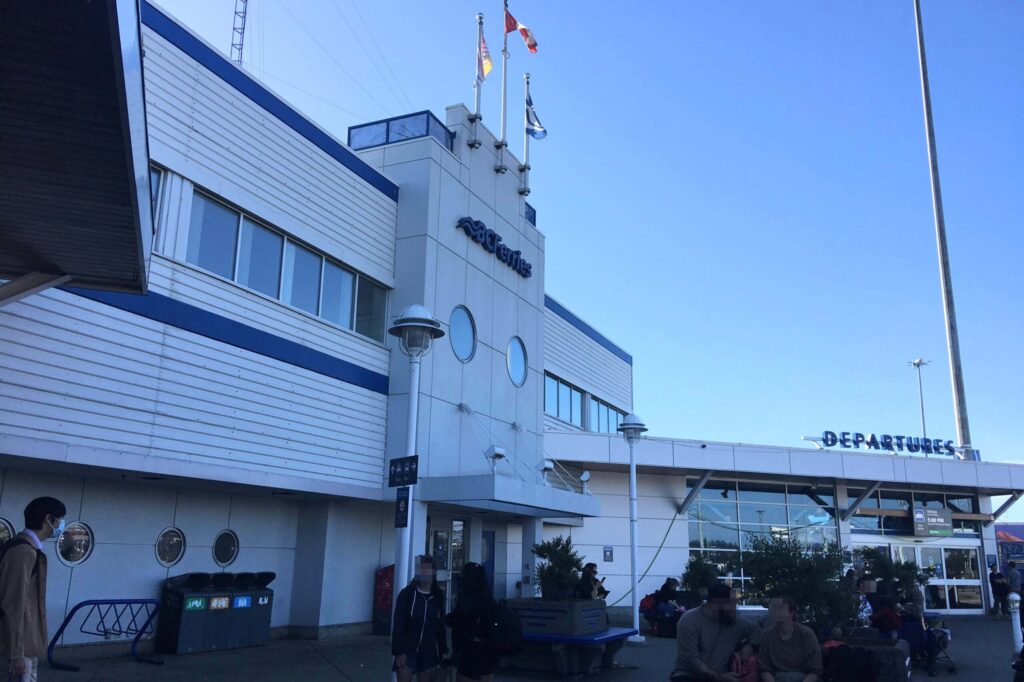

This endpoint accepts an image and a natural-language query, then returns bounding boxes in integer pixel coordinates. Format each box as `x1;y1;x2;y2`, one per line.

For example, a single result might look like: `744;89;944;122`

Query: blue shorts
395;645;440;674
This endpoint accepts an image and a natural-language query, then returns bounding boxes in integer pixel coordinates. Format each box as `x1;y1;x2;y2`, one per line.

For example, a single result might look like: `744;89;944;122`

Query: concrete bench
508;627;638;676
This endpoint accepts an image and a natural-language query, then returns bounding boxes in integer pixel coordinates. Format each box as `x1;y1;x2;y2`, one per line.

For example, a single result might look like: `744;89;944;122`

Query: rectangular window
570;387;582;427
589;398;599;431
599;403;609;433
558;382;571;423
282;241;322;314
321;261;355;328
355;277;387;342
187;193;239;279
150;167;161;214
237;219;283;298
545;375;558;416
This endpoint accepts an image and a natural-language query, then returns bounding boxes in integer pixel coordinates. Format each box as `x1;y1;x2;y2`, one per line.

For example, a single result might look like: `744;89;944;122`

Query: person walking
0;496;66;682
447;562;498;682
1008;561;1023;597
392;555;448;682
990;563;1010;616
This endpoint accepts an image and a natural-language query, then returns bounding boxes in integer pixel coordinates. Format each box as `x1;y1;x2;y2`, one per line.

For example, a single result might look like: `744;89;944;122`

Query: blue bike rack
47;599;162;671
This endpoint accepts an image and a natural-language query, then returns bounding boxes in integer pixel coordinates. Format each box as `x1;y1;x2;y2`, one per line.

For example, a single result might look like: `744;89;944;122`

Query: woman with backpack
447;562;499;682
392;555;448;682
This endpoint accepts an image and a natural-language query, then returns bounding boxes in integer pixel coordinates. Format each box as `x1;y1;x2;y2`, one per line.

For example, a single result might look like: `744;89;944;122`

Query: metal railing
348;111;454;152
47;599;162;670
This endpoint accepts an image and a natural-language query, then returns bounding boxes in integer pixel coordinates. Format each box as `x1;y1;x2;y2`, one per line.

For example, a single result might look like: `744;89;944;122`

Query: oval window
156;527;186;567
57;522;94;566
213;530;239;567
507;336;527;387
0;518;14;545
449;306;476;362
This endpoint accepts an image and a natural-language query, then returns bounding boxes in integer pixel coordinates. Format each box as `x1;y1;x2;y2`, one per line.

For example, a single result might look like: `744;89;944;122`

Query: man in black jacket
392;555;447;682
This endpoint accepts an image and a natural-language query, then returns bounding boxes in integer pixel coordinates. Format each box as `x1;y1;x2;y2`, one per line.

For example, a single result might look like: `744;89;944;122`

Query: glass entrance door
861;543;984;614
429;518;467;611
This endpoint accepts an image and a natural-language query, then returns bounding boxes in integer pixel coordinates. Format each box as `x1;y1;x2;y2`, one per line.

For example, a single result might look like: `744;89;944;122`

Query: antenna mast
230;0;249;67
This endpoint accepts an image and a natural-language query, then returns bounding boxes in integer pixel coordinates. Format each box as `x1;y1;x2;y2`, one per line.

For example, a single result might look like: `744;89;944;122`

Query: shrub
532;535;583;600
681;553;720;597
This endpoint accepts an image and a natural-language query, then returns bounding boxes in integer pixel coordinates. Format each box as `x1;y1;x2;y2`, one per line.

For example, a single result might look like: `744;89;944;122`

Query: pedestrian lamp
388;305;444;599
618;413;648;643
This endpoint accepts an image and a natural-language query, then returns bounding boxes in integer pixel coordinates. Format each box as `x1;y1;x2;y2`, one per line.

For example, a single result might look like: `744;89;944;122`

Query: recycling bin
248;571;276;645
201;572;234;651
156;572;212;654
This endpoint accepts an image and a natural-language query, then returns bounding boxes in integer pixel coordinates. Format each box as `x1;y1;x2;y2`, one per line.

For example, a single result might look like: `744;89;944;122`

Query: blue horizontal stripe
140;2;399;202
544;295;632;365
66;288;390;396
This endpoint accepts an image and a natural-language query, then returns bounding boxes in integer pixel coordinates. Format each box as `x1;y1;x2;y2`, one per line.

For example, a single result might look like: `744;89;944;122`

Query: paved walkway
37;616;1015;681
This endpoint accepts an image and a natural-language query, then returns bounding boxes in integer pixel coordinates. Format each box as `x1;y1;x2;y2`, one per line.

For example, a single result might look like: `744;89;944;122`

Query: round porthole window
156;527;186;567
449;306;476;362
0;518;14;545
506;336;527;387
213;530;239;567
57;522;94;566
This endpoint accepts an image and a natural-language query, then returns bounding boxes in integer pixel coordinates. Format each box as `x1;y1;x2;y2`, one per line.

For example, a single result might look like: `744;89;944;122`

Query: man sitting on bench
671;583;758;682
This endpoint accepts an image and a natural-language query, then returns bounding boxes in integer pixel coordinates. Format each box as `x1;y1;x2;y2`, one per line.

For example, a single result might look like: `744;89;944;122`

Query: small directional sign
388;455;419;488
395;486;410;528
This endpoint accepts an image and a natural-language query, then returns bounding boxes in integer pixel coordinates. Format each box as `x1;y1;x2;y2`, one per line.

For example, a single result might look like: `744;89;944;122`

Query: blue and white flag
526;90;546;140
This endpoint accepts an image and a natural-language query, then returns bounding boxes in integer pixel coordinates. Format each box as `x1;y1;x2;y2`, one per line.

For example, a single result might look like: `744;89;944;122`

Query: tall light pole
618;413;648;644
908;358;930;445
912;0;974;460
388;305;444;603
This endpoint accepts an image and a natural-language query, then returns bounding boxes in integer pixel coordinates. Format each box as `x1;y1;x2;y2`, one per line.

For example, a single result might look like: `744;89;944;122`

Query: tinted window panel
237;219;283;298
589;399;599;431
545;375;558;416
283;242;322;314
558;382;571;422
321;261;355;328
570;388;582;427
187;193;238;279
355;278;387;342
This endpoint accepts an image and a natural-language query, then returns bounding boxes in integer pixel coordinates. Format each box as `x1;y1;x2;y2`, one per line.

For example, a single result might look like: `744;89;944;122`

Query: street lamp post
618;413;648;644
909;358;930;448
388;305;444;602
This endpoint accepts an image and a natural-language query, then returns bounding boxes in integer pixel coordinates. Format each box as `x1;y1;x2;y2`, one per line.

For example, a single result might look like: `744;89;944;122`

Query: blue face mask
49;518;65;540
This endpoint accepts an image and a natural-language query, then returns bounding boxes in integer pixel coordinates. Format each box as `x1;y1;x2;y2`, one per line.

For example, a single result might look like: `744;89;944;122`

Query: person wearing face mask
391;555;448;682
0;496;66;682
670;583;758;682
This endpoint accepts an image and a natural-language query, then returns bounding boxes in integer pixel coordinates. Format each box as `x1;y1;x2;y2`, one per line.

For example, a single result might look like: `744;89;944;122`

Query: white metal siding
0;289;387;490
142;27;397;286
543;309;633;413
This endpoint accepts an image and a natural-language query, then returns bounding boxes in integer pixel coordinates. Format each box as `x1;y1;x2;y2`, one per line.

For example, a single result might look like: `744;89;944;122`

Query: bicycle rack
47;599;162;671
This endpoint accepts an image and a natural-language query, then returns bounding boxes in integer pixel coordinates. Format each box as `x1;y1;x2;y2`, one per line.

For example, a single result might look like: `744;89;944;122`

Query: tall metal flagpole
468;13;484;149
495;0;509;172
518;73;531;196
912;0;974;460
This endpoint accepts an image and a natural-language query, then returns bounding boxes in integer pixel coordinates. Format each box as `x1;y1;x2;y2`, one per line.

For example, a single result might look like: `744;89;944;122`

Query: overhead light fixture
580;470;591;495
486;446;506;472
802;436;825;450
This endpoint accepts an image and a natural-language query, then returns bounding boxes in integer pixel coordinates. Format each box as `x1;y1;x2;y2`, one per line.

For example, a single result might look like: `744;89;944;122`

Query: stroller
919;613;957;677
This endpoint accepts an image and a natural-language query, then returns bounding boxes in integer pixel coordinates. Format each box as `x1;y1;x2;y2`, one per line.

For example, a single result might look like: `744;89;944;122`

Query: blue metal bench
516;626;638;676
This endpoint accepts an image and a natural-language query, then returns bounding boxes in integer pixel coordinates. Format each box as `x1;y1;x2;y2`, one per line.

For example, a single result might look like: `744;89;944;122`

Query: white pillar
393;357;423;610
628;440;644;643
521;518;543;598
1010;593;1022;657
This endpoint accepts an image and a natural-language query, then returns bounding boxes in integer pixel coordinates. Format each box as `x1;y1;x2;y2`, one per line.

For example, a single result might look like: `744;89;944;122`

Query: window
0;518;13;545
587;396;625;434
213;530;239;567
282;242;322;314
506;337;527;386
187;193;239;279
355;278;387;342
544;373;583;427
237;219;283;298
186;188;389;343
149;166;161;214
321;261;355;327
449;306;476;362
156;527;186;567
57;522;94;566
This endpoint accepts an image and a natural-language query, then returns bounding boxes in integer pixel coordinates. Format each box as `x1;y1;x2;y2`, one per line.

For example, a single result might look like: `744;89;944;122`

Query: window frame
155;526;187;568
449;305;477;363
213;529;240;567
543;372;585;428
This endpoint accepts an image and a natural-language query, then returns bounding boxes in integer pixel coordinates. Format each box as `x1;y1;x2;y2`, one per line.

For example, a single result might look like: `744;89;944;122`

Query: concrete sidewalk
37;616;1015;681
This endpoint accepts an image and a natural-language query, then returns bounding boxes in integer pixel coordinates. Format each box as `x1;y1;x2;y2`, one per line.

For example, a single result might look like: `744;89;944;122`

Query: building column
836;484;854;555
468;515;484;564
521;517;543;598
410;500;429;565
980;496;998;611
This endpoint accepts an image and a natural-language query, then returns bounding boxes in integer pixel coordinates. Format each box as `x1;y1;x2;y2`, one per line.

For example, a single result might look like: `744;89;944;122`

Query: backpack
824;644;878;682
485;599;523;657
639;593;656;613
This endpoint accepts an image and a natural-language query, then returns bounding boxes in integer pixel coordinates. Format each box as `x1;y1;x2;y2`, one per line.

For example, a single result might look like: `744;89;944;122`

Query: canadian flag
504;9;538;53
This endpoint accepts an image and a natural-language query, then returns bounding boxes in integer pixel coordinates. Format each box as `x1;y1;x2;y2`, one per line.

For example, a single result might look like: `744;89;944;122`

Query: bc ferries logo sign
457;217;533;278
821;430;956;456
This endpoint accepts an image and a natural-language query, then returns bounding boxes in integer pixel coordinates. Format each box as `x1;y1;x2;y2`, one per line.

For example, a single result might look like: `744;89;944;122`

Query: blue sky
154;1;1023;510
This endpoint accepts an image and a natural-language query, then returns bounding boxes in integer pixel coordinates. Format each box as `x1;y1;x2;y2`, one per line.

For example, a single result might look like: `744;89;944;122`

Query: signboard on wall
395;487;410;528
389;456;419;488
913;508;953;537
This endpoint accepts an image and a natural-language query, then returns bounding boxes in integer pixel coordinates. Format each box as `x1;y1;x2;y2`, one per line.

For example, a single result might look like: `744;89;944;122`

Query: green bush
532;535;583;600
681;553;720;597
855;546;933;602
741;534;856;632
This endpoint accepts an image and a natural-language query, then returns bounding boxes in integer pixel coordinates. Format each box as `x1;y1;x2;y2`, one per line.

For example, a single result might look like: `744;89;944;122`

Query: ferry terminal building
0;2;1019;646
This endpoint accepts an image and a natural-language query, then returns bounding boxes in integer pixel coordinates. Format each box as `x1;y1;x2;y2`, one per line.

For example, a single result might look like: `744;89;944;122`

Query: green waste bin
156;573;212;654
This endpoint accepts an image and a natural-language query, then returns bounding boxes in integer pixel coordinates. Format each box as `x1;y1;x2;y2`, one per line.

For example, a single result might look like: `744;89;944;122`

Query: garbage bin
225;573;255;649
202;572;234;652
249;571;276;645
156;572;211;654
